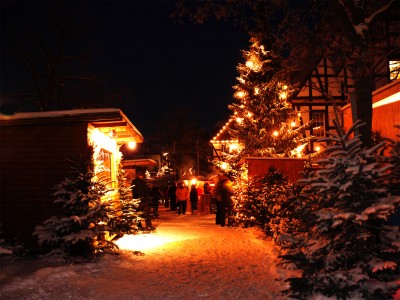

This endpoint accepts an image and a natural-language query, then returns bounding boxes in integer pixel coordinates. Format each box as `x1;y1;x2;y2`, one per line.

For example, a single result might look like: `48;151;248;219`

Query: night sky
0;1;250;137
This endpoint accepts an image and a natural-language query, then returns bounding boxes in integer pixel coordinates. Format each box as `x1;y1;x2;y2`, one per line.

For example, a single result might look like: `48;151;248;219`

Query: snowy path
0;207;294;300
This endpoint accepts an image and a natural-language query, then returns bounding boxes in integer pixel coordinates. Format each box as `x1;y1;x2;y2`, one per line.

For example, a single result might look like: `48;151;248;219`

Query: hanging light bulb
128;141;137;150
291;121;296;127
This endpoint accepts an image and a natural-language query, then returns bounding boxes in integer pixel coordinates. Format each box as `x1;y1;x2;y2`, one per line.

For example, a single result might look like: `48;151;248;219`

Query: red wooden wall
0;122;91;246
242;157;307;183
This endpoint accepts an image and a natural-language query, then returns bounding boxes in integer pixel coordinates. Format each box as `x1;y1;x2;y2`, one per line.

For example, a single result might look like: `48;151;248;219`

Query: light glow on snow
115;233;183;251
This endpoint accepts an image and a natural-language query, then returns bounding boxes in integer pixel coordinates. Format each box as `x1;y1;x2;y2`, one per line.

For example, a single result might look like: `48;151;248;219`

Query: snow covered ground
0;207;298;300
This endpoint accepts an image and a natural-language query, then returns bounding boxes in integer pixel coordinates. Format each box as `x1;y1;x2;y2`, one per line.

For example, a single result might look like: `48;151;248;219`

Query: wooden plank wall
247;158;306;183
0;122;90;246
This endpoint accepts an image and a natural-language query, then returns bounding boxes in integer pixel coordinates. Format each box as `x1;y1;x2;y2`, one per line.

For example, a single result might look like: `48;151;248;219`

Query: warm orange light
236;117;243;124
128;141;137;150
279;91;288;100
291;121;296;127
190;179;197;186
115;233;190;252
245;60;254;69
273;131;279;137
235;91;246;98
229;143;238;152
220;162;228;170
315;146;321;152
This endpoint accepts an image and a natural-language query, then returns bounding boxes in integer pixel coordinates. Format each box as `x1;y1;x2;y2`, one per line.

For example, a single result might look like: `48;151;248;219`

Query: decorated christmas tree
228;35;309;159
225;36;310;228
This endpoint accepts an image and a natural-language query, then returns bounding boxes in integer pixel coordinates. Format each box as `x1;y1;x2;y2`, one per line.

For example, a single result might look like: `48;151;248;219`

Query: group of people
166;177;234;227
132;170;234;229
167;181;200;215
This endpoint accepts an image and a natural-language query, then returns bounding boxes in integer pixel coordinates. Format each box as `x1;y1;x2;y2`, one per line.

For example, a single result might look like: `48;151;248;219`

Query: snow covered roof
0;108;144;143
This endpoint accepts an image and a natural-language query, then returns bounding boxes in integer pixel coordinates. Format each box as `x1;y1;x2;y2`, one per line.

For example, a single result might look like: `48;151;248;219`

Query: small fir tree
283;120;400;299
231;176;259;228
34;158;116;257
259;168;312;250
107;166;141;237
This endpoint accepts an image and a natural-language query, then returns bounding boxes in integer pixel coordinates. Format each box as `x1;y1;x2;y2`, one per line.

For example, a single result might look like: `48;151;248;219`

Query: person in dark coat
168;183;177;211
132;171;154;230
149;182;161;217
189;184;199;214
214;178;234;227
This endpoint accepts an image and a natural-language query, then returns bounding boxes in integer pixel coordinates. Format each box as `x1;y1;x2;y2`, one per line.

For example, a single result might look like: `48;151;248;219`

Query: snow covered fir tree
108;166;142;237
34;158;117;257
214;35;400;299
281;120;400;299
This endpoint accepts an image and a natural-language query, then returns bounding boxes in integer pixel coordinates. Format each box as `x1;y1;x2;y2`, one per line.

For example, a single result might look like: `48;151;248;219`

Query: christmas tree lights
228;36;309;159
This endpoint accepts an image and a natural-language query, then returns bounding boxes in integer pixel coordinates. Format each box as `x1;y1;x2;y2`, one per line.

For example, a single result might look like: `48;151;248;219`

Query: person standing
168;183;177;211
189;184;199;214
214;178;234;227
132;171;154;230
149;182;161;217
176;181;189;215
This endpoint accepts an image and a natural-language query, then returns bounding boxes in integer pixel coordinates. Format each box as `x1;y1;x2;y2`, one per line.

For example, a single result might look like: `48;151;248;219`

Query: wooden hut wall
247;158;306;183
0;121;90;244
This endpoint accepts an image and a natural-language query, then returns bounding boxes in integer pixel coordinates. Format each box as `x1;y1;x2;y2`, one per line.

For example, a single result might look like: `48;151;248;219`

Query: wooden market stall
0;108;143;246
238;157;307;183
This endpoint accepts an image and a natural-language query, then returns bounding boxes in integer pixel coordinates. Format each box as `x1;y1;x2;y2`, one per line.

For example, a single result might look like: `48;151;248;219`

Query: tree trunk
351;77;373;147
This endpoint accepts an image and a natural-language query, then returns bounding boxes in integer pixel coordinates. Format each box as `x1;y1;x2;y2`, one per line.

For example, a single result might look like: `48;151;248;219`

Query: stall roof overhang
0;108;144;144
123;159;158;167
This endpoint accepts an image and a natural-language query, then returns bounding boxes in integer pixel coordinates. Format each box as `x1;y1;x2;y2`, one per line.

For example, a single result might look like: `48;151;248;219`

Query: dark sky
0;1;250;137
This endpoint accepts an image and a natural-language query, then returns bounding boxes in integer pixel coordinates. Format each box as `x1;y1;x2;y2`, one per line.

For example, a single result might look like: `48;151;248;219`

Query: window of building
389;60;400;80
312;112;325;137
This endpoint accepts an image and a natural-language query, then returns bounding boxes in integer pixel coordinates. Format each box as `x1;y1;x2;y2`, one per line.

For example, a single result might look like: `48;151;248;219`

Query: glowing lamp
128;141;137;150
291;121;296;127
273;131;279;137
190;179;197;186
315;146;321;152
